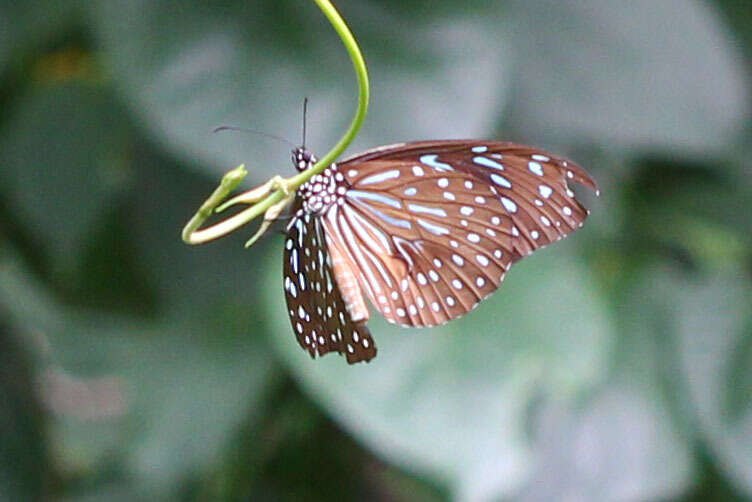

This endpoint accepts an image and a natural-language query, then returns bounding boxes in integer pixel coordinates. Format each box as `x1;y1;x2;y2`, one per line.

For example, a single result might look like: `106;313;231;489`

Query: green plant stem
292;0;369;184
181;165;248;244
182;0;369;245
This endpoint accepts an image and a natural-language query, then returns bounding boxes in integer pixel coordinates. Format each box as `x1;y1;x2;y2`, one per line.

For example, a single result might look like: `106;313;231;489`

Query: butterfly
282;140;598;363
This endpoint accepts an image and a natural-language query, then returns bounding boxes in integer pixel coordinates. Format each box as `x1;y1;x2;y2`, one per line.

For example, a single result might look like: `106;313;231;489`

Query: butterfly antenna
212;126;296;148
302;97;309;149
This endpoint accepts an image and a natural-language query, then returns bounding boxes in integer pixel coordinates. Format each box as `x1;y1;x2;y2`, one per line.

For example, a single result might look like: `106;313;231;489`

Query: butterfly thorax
292;147;346;215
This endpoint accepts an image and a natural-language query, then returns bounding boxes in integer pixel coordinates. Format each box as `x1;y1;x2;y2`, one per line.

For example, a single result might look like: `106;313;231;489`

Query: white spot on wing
408;204;447;217
291;248;299;274
501;197;518;213
418;218;450;236
490;173;512;188
347;190;402;209
420;154;453;171
528;161;544;176
473;156;504;170
360;169;401;185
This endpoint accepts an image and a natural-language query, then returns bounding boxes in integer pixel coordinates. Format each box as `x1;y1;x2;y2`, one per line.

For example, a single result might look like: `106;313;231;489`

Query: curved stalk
182;0;369;245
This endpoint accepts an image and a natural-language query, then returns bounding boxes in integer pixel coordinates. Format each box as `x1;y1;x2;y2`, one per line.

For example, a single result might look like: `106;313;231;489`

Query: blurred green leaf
212;380;447;502
1;0;750;500
518;385;693;501
611;261;752;498
664;180;752;243
715;0;752;63
0;82;132;277
514;263;703;501
0;248;277;498
125;142;282;315
629;154;752;244
90;0;514;183
262;242;612;501
675;273;752;496
59;485;154;502
504;0;749;152
0;0;83;73
101;325;274;493
0;317;48;502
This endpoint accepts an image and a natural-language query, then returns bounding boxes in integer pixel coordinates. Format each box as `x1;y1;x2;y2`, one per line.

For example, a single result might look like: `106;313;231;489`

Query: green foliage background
1;1;750;500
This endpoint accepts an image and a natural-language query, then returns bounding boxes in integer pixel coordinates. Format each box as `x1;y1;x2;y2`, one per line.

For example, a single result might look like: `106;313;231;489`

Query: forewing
332;140;597;327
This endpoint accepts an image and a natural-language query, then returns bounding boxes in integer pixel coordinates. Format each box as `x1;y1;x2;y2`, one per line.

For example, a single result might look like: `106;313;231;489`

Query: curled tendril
182;0;369;247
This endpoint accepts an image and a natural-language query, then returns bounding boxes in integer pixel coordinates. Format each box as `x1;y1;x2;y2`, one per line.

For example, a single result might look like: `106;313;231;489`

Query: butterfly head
292;147;317;172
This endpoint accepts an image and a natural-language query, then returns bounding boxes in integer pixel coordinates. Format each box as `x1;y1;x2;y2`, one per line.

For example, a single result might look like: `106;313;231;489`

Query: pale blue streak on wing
490;173;512;188
407;203;448;218
347;190;402;209
417;218;450;236
473;156;505;170
348;197;412;230
419;154;454;172
359;169;402;185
